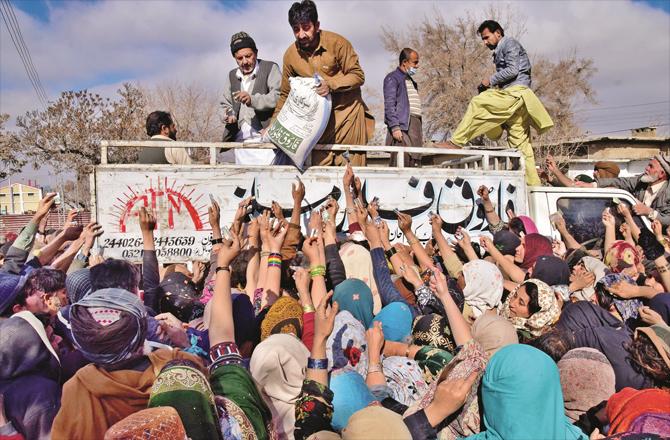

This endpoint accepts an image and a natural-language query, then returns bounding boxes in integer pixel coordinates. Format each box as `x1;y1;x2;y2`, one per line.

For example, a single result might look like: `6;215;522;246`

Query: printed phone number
103;236;197;248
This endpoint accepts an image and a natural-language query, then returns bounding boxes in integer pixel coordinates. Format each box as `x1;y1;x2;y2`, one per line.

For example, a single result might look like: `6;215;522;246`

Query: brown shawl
51;349;203;440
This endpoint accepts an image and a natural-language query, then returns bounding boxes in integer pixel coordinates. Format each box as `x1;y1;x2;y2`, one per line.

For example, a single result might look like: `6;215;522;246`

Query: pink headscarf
517;216;539;234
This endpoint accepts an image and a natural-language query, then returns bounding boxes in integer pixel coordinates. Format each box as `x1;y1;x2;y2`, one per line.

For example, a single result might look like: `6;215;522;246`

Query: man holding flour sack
272;0;374;166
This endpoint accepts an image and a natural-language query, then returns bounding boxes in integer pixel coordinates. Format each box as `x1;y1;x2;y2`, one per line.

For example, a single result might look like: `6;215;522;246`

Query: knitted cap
230;31;257;55
654;154;670;177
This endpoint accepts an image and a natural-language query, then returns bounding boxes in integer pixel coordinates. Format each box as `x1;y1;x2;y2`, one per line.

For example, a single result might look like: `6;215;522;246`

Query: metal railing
99;140;524;172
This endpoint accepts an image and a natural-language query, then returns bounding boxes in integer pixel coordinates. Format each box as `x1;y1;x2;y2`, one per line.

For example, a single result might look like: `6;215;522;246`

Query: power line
575;100;670;113
3;0;48;102
0;0;48;105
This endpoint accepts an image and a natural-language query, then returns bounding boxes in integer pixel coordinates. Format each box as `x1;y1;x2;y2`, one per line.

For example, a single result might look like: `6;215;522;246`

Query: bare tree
9;83;146;207
381;4;596;167
0;113;25;179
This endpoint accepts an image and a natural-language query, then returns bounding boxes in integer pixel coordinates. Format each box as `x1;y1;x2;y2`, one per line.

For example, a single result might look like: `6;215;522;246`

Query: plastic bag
267;76;332;170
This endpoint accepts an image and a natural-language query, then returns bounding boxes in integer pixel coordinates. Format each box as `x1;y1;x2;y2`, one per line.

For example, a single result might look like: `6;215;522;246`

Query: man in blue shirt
446;20;554;186
383;48;423;167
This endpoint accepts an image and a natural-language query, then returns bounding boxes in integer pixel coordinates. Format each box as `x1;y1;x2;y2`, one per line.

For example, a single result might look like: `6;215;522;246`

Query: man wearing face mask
444;20;553;186
383;48;423;167
272;0;374;166
577;155;670;226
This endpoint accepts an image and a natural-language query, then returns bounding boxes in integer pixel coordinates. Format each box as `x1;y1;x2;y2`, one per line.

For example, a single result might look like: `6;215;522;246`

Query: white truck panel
94;165;526;262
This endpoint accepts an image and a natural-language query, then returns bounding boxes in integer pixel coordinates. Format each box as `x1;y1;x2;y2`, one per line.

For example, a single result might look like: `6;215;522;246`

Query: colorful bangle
309;265;326;278
268;252;282;268
209;342;242;371
307;357;328;370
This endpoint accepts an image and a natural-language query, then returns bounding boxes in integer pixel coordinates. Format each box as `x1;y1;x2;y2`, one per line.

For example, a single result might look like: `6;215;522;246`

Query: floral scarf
500;278;561;337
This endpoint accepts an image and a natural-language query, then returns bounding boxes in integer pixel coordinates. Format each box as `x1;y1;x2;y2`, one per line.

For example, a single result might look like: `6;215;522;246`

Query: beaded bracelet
309;265;326;278
307;357;328;370
267;252;282;268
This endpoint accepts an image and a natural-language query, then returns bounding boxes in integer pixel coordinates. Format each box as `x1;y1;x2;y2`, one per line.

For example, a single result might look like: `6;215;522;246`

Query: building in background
565;127;669;178
0;181;43;214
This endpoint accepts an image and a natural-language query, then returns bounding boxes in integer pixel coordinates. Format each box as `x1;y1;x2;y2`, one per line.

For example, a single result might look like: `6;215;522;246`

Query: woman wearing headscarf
558;348;616;423
250;333;309;439
466;344;588;440
104;407;188;440
51;288;203;440
148;359;221;440
569;256;608;302
555;301;650;391
326;310;369;377
0;311;61;440
208;235;275;440
500;278;561;341
333;279;375;329
605;240;642;279
606;387;670;437
480;233;553;283
459;260;518;357
594;273;643;329
339;243;381;313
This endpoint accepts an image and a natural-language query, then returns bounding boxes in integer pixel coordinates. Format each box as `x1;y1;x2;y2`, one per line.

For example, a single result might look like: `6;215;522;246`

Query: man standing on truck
383;48;423;167
221;32;281;165
272;0;374;166
443;20;553;186
139;111;192;165
577;155;670;226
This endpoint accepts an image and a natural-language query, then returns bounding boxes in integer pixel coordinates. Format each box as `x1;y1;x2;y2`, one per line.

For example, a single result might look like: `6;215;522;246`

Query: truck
92;140;643;263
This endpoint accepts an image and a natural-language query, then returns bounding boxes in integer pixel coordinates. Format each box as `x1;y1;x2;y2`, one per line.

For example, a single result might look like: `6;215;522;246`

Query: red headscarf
520;233;553;270
606;387;670;435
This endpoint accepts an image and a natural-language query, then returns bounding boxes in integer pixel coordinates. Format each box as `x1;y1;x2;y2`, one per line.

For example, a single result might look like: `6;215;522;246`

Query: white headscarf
462;260;504;318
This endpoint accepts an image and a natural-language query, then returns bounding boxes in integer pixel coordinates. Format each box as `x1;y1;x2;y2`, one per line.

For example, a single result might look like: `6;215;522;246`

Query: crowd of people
0;154;669;439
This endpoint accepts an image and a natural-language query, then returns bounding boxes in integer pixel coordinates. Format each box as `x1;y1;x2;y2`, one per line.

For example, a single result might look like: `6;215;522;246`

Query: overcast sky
1;0;669;184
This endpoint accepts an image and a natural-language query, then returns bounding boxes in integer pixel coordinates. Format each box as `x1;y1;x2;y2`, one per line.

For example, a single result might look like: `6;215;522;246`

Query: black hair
90;259;141;293
594;282;615;312
145;111;173;137
399;48;416;65
508;217;526;237
9;268;66;312
288;0;318;27
528;328;574;362
525;281;542;316
628;333;670;388
477;20;505;37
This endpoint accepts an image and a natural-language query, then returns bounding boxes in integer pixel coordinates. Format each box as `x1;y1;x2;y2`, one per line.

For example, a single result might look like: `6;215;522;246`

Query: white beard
640;173;657;183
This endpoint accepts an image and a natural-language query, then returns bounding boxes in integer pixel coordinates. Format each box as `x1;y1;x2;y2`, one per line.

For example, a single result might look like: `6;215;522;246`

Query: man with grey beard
577;154;670;225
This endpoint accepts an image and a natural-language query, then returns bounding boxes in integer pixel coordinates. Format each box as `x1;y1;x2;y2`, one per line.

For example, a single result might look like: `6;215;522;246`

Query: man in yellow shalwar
446;20;553;186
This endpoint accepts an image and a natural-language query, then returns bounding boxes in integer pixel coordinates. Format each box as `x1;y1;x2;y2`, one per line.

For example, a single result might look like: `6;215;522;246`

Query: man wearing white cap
578;154;670;225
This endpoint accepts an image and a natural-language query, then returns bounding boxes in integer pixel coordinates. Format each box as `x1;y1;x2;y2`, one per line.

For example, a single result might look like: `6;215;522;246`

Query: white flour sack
267;76;332;170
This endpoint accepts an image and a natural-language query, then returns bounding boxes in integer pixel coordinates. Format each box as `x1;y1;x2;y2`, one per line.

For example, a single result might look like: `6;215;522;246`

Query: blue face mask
407;67;417;77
